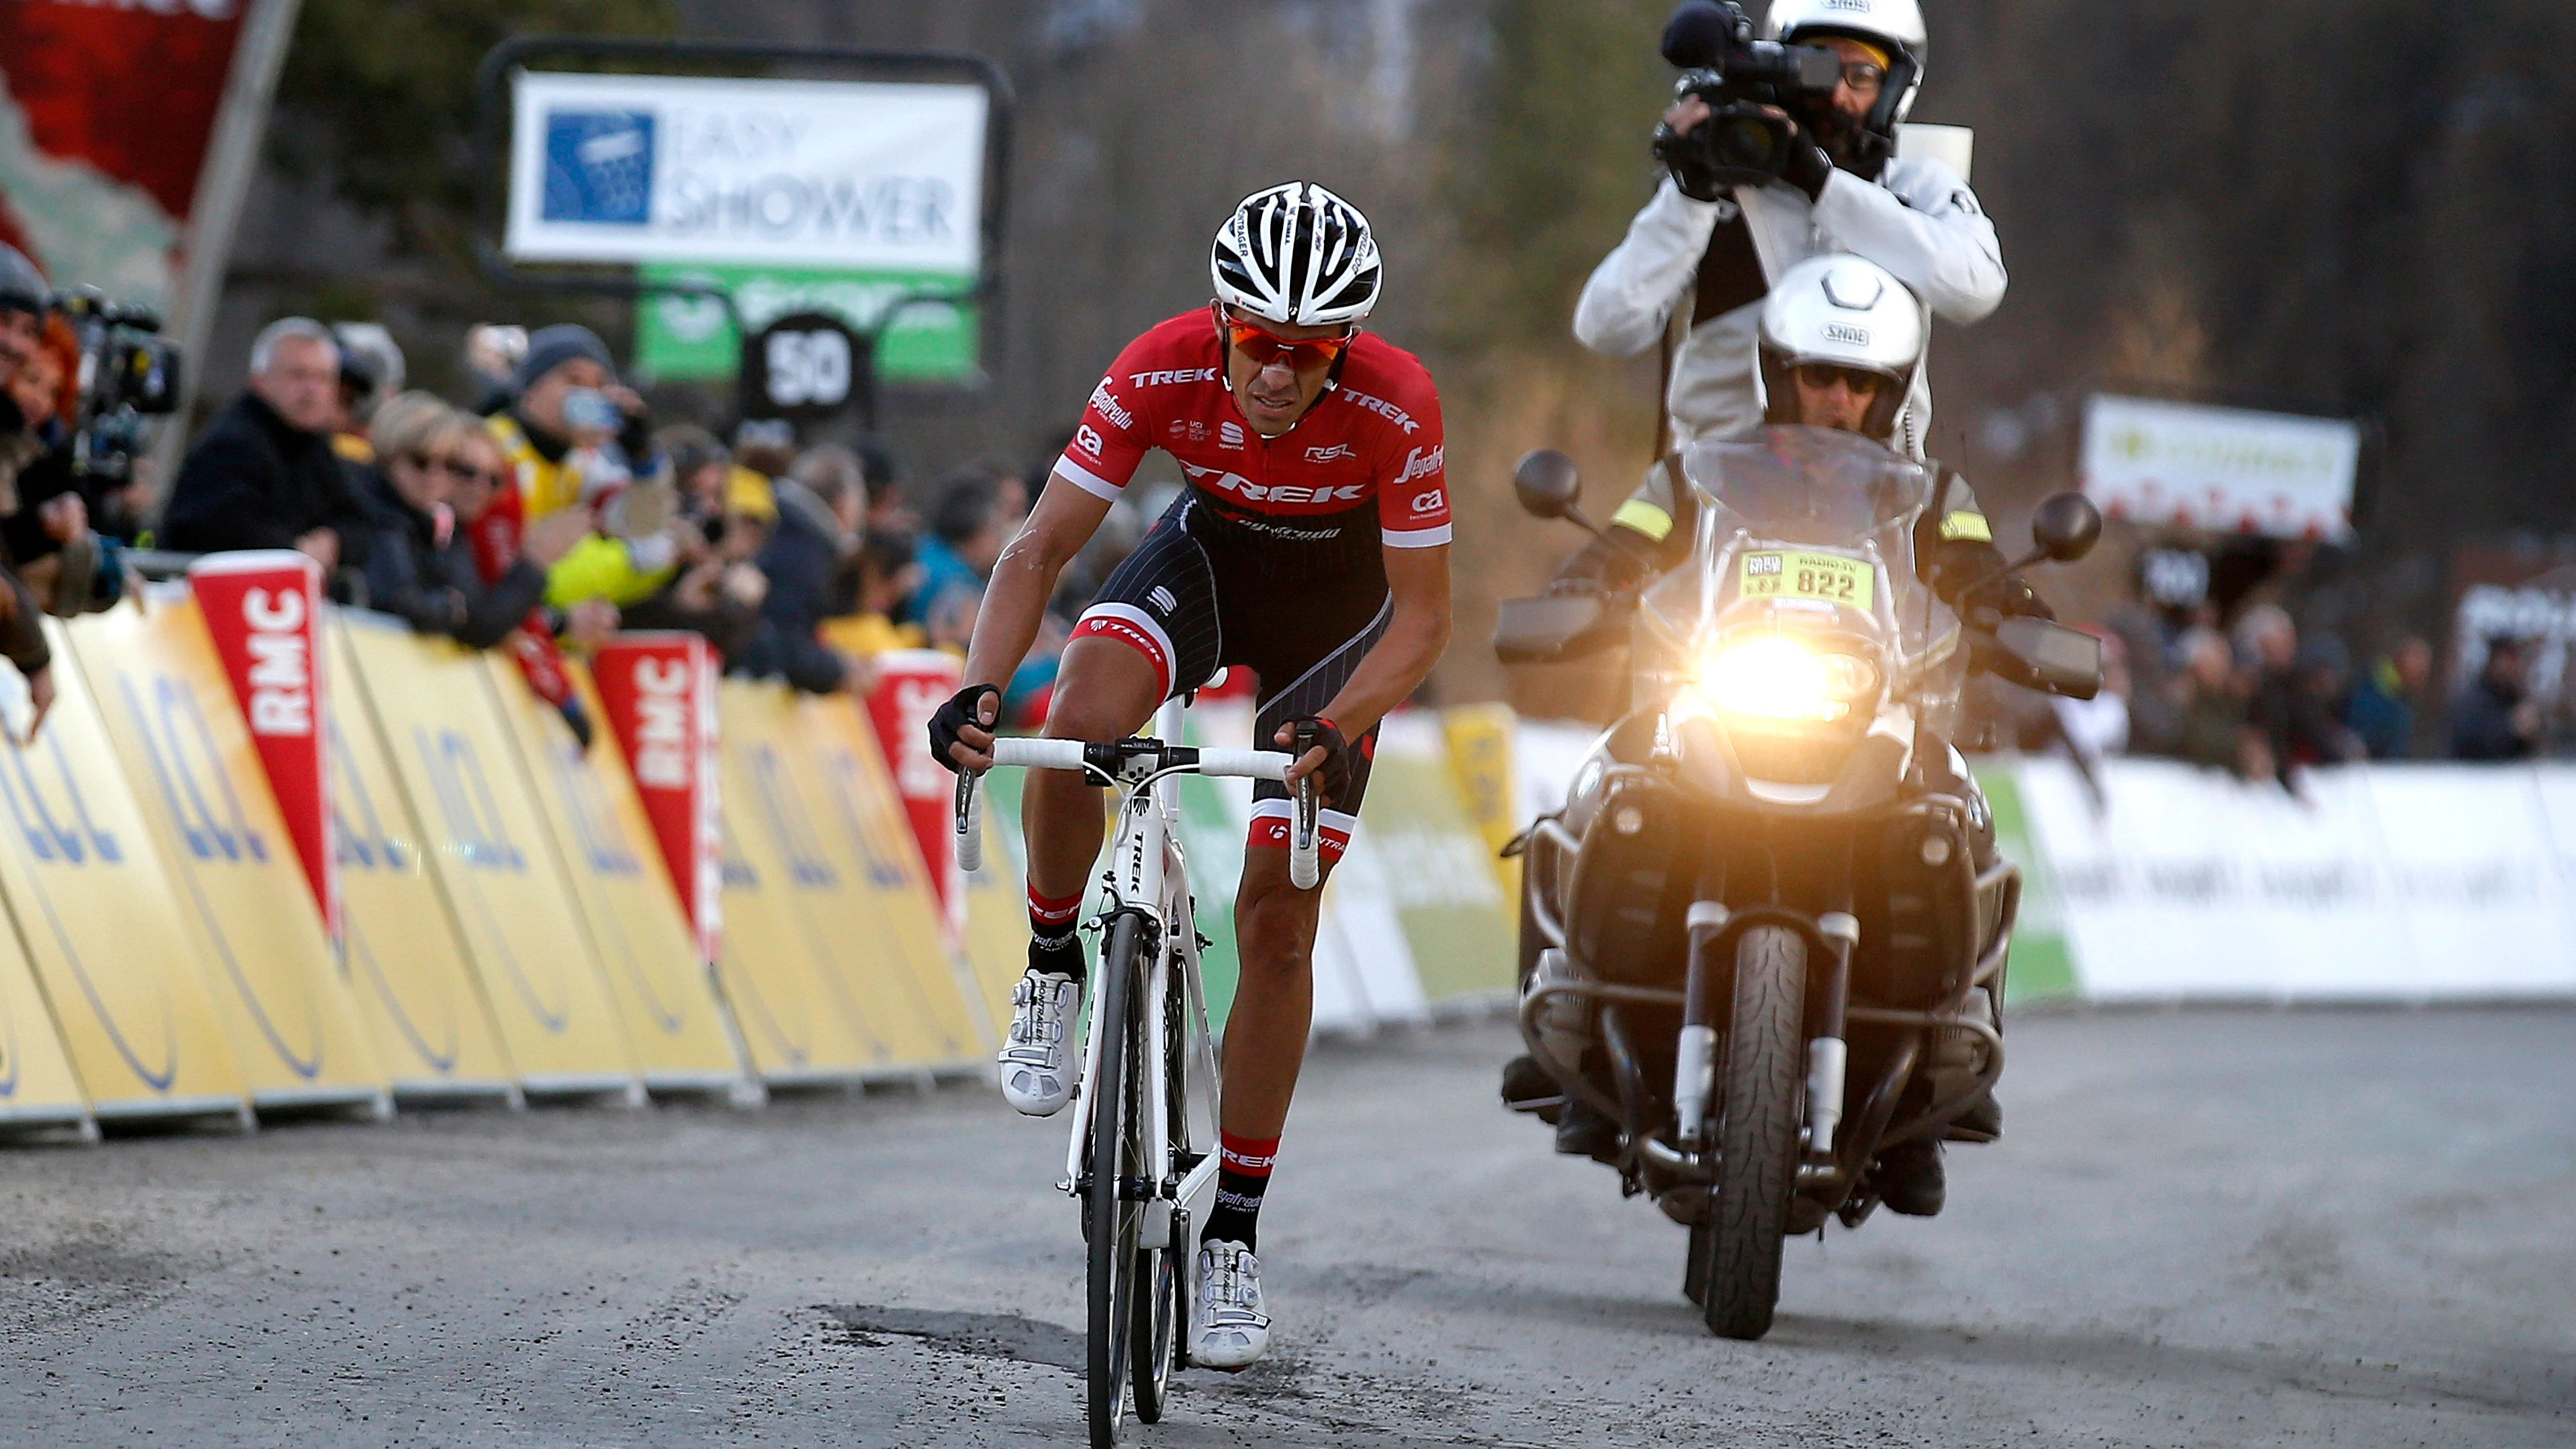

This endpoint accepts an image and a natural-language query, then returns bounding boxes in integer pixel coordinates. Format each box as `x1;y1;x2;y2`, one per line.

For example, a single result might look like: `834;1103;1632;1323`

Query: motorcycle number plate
1739;551;1874;609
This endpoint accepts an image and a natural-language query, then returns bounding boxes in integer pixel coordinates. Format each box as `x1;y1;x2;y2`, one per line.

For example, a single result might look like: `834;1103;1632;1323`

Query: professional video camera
1650;0;1845;197
55;286;181;480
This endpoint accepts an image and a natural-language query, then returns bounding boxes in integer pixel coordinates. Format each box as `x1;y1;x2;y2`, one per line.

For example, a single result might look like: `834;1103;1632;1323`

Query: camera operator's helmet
1211;181;1382;327
0;244;47;318
1765;0;1927;137
1756;254;1925;443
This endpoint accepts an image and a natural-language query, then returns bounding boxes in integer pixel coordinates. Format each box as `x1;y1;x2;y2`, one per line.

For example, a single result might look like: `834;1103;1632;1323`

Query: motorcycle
1493;427;2103;1341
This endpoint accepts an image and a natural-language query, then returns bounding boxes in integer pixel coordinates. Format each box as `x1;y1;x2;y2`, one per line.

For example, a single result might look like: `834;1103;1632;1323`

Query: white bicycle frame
954;698;1318;1240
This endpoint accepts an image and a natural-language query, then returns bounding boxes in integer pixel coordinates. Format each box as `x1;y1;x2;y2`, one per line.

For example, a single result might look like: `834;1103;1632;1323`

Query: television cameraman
1575;0;2002;458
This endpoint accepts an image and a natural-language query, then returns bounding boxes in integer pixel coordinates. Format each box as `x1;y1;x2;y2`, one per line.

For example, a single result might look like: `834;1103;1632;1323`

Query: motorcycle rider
1575;0;2001;459
1510;253;2036;1217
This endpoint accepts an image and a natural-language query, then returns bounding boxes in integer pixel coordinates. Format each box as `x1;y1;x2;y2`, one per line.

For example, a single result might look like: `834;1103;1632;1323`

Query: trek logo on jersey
1089;382;1135;432
1304;442;1357;464
1341;387;1421;435
1396;444;1445;485
1128;367;1220;388
1075;424;1105;458
1186;464;1365;507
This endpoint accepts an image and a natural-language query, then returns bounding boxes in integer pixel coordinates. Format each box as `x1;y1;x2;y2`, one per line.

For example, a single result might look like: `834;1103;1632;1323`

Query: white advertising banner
505;71;987;271
2081;394;2360;542
2010;756;2576;1001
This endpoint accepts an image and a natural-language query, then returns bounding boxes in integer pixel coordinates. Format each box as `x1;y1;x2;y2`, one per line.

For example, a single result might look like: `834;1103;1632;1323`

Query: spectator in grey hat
161;316;377;575
501;323;654;485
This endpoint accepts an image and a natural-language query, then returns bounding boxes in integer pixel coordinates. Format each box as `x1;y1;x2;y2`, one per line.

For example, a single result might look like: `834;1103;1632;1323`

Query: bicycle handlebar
950;736;1315;885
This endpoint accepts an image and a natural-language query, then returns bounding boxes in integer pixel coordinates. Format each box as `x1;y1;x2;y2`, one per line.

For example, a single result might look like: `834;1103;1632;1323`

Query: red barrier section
864;649;964;921
189;552;337;941
591;634;723;962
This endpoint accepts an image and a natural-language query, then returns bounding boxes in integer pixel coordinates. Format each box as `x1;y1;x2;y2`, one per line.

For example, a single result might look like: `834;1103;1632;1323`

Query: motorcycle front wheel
1699;925;1807;1341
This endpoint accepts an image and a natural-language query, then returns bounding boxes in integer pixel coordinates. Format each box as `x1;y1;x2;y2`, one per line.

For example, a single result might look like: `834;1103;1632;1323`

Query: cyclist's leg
998;506;1222;1116
1207;597;1390;1241
1033;502;1226;948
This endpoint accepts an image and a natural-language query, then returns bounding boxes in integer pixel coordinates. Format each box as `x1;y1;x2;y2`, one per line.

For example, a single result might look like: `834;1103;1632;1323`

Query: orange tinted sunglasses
1213;305;1355;370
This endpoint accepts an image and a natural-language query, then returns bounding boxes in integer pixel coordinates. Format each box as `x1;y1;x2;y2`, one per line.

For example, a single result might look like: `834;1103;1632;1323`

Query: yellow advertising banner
0;622;248;1124
712;685;898;1083
69;598;388;1115
715;681;969;1077
801;693;993;1055
335;617;640;1100
490;656;749;1095
1442;703;1523;922
0;911;89;1136
322;641;520;1106
794;692;987;1063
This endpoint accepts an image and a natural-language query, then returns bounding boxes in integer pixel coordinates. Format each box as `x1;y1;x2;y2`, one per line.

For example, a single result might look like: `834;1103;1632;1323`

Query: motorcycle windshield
1645;427;1939;650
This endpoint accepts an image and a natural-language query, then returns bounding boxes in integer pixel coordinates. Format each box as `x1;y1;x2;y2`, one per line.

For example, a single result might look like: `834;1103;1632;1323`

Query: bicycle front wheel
1086;913;1147;1448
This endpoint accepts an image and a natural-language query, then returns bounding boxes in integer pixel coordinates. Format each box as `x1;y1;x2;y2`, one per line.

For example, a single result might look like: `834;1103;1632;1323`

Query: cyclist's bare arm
1282;543;1452;781
951;477;1113;770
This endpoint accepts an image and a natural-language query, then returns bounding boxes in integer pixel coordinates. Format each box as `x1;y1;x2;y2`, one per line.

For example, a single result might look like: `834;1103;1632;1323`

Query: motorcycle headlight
1682;636;1880;725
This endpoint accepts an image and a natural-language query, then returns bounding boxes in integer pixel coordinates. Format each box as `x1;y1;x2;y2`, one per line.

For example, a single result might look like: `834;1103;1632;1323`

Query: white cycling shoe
997;972;1081;1117
1190;1240;1271;1370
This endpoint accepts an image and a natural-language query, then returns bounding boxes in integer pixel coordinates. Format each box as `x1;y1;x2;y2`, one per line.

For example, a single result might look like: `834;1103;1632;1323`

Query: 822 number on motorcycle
1739;551;1874;609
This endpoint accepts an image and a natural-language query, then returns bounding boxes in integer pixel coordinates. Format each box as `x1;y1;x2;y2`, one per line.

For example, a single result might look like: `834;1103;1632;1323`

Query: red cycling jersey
1049;310;1451;551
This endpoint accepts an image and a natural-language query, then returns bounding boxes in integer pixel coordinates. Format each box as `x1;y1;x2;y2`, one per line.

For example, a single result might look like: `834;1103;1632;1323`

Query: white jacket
1573;159;2005;457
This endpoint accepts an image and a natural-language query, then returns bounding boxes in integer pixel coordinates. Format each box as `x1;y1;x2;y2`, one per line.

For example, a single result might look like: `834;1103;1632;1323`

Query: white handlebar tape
990;737;1090;771
1195;748;1293;781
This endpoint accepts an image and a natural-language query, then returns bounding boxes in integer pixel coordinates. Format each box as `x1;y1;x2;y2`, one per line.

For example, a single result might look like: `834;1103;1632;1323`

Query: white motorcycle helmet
1755;254;1925;444
1210;181;1382;328
1764;0;1927;172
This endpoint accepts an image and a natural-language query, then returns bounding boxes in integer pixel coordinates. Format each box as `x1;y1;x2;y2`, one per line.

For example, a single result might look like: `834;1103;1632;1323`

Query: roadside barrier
72;590;387;1119
0;572;1554;1142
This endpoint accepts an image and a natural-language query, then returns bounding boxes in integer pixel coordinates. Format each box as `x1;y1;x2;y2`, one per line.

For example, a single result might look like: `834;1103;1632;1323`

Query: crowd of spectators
136;309;1129;740
1989;558;2552;790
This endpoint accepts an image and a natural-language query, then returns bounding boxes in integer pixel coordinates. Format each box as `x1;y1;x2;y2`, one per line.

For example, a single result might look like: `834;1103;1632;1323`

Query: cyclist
1511;253;2037;1214
930;182;1452;1371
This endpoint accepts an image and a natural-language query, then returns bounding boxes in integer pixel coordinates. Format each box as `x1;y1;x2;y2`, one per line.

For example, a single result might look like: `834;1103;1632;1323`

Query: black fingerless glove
926;683;1002;775
1283;716;1354;807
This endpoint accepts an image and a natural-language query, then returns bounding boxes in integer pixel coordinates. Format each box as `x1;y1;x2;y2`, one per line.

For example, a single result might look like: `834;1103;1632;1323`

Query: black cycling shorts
1070;490;1390;858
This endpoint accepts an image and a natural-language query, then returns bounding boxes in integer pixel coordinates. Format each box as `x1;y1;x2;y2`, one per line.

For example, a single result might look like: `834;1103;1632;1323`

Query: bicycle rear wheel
1086;914;1147;1448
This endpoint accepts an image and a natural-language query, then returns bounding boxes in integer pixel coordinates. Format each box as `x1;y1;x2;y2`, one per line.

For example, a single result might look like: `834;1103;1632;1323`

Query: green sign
1974;764;2080;1005
633;263;981;385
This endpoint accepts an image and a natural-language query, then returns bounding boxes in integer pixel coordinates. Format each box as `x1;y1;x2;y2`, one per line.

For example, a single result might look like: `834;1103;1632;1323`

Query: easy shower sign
504;70;987;273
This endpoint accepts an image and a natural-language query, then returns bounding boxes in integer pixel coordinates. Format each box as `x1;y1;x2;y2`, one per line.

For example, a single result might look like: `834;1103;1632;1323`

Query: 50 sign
741;311;868;425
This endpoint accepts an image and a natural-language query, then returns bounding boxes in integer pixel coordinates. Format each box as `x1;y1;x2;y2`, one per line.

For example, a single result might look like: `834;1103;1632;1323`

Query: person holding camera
1575;0;2001;458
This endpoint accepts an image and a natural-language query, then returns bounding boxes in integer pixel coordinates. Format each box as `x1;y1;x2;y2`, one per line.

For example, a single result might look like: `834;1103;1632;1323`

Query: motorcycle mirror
1513;449;1583;520
2032;492;2103;563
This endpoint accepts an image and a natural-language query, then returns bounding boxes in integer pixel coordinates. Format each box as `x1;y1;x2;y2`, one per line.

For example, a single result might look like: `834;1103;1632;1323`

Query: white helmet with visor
1756;253;1925;443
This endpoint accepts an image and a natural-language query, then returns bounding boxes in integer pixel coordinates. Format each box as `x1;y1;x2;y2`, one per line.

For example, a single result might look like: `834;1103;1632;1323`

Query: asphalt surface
2;1008;2570;1448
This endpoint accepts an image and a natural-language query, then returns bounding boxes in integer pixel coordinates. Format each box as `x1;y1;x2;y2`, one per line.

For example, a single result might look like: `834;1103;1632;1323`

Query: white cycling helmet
1756;254;1925;443
1765;0;1927;159
1210;181;1382;328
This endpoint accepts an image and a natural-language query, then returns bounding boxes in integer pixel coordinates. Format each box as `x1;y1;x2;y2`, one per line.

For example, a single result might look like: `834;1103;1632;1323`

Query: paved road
3;1009;2571;1448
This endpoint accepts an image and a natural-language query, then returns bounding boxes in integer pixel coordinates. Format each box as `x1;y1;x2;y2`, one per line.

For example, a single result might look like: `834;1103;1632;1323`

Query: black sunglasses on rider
1789;362;1890;396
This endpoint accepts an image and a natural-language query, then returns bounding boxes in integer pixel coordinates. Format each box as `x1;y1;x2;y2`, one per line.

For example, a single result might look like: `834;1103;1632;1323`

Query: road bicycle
955;700;1319;1447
